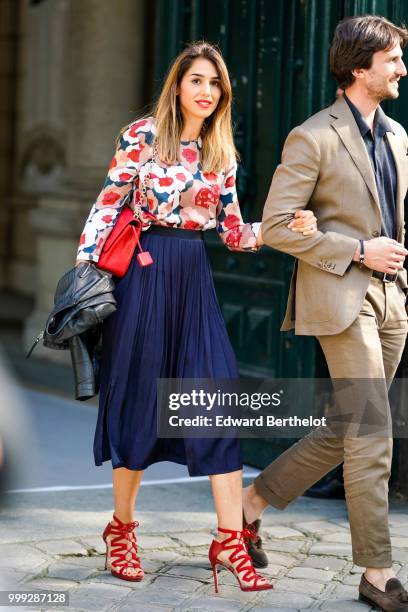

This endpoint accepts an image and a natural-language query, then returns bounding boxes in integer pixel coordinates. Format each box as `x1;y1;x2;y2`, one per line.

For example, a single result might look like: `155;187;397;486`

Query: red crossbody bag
97;152;156;277
97;205;153;277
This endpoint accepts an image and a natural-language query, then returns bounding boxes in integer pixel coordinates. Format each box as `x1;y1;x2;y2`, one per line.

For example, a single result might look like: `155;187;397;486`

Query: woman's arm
76;119;152;263
216;162;317;250
216;162;260;252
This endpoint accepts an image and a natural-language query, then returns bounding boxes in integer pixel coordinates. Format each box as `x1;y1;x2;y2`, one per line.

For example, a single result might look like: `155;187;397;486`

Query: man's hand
353;237;408;274
288;210;318;236
75;259;91;267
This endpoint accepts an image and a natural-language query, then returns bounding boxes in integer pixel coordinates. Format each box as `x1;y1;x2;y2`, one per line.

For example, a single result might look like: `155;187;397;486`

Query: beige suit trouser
254;277;408;567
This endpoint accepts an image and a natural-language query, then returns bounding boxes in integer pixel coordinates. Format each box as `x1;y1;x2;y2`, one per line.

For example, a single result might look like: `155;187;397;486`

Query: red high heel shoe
209;527;273;593
102;514;144;582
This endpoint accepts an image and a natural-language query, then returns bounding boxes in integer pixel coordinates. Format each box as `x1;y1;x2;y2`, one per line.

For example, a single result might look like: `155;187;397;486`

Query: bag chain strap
132;143;158;220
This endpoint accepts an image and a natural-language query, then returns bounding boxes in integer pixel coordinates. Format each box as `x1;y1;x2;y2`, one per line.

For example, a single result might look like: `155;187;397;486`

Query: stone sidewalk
0;482;407;612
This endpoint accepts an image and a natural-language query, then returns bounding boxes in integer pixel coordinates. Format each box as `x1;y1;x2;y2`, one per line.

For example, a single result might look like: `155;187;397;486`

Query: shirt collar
343;93;394;138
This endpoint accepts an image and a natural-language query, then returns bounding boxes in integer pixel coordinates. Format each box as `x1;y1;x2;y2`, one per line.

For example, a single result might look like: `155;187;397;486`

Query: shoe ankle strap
242;523;260;543
217;526;257;542
112;514;139;533
215;527;261;583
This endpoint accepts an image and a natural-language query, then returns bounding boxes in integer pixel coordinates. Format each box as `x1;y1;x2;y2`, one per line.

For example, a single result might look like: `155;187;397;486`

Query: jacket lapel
330;96;381;215
385;130;404;243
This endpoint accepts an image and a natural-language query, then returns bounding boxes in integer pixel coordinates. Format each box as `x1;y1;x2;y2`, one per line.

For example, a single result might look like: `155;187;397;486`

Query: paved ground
0;356;406;611
6;389;197;490
1;483;408;612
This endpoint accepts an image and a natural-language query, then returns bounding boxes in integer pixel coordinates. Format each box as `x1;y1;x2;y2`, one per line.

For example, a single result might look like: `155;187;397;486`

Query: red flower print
184;220;200;230
176;173;186;182
128;120;148;137
225;226;242;248
102;191;121;206
119;172;132;182
182;148;197;163
79;233;86;245
159;177;174;187
102;215;113;223
109;157;117;170
133;190;143;204
224;214;240;229
195;186;220;209
203;172;217;182
225;175;235;188
147;198;155;211
128;148;142;163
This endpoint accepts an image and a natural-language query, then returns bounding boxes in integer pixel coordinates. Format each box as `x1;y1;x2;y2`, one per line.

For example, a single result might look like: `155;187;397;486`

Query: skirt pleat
94;230;243;476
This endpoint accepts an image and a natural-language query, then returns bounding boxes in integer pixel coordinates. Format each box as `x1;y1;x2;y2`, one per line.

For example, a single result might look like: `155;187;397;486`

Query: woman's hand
287;210;317;236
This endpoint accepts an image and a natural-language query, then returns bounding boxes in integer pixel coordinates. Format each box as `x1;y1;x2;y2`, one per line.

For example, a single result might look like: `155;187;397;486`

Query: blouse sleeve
76;120;151;262
216;161;260;252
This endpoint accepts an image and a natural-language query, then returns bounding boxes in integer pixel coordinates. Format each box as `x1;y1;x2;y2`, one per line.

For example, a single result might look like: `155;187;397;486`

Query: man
243;15;408;610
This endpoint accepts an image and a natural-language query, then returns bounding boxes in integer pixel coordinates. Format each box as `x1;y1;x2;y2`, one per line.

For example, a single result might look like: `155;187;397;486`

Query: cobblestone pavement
0;483;407;611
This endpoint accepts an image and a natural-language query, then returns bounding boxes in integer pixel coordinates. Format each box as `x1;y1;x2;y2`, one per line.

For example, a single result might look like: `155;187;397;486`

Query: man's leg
243;432;344;523
319;281;407;573
244;279;407;585
244;293;382;524
360;280;408;588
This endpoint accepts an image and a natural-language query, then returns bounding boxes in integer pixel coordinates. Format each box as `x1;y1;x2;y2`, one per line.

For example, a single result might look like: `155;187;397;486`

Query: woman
76;41;317;592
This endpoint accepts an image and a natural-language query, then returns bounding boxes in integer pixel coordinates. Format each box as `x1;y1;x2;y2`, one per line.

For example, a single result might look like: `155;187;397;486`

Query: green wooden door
152;0;408;468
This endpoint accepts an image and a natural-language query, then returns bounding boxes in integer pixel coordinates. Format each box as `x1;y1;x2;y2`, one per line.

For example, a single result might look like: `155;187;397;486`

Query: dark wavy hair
330;15;408;89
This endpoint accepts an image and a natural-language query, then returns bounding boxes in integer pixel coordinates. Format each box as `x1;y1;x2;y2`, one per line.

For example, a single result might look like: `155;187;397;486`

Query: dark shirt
343;93;397;239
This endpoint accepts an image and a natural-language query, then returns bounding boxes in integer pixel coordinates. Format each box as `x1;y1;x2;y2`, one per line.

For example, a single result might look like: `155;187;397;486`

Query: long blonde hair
152;42;237;173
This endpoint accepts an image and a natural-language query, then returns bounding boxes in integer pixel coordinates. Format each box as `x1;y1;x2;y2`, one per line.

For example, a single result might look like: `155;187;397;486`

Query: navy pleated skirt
94;226;243;476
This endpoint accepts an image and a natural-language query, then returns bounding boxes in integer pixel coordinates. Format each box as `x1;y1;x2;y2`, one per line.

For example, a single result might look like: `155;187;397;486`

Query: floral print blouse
77;117;260;262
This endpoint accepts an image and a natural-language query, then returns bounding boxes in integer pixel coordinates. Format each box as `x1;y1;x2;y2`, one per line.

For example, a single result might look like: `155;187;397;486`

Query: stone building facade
0;0;149;359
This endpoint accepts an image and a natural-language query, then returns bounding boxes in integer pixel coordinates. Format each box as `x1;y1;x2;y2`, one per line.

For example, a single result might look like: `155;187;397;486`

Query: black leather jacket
28;263;116;400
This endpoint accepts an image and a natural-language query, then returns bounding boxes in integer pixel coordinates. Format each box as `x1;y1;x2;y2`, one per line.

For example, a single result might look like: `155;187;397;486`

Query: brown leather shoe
359;574;408;611
243;511;268;569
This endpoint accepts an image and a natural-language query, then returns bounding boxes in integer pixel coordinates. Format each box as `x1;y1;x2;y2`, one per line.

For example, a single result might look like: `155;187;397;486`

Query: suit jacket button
372;230;380;237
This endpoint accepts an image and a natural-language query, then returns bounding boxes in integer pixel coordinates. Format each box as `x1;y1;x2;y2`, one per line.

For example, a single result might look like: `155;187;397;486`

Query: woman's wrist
254;223;264;247
256;234;264;247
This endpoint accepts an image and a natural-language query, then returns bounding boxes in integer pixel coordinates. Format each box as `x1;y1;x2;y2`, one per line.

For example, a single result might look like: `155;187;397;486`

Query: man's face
360;43;407;101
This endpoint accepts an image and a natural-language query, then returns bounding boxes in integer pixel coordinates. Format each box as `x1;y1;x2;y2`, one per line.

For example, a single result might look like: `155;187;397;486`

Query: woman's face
177;58;222;123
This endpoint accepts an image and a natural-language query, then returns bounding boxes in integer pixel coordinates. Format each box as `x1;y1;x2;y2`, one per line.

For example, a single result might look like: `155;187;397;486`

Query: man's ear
351;67;365;80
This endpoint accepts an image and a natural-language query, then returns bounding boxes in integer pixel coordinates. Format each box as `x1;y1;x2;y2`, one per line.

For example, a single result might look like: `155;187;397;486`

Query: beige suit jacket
261;95;408;336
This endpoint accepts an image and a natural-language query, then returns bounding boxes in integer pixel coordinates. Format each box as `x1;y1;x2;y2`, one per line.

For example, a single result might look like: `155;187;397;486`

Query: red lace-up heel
209;527;273;593
102;514;144;582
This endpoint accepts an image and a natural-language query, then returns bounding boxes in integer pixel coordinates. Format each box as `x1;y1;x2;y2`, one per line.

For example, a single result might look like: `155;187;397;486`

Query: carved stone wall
7;0;69;295
0;0;22;289
18;0;148;359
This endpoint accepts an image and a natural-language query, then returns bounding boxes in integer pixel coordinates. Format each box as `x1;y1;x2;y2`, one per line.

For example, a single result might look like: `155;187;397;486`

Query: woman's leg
104;467;145;580
112;467;144;522
209;469;243;533
209;469;270;589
